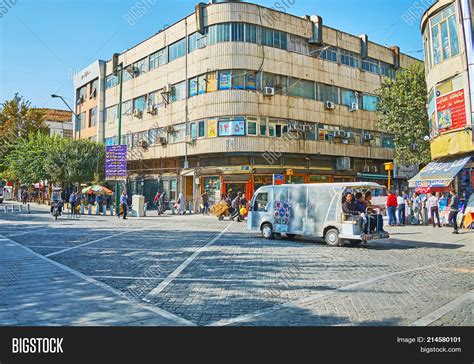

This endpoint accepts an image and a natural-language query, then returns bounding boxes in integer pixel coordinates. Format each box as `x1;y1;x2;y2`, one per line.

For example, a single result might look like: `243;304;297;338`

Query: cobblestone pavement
0;203;472;326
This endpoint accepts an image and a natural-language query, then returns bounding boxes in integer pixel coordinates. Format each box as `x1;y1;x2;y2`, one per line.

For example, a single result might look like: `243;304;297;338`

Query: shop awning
409;156;471;188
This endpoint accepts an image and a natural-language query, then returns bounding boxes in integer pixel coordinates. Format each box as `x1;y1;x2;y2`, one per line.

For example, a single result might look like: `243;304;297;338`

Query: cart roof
266;182;384;189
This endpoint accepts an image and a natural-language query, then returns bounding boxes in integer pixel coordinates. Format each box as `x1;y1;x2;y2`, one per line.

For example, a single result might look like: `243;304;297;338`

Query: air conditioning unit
263;87;275;96
157;137;167;145
325;101;336;110
133;110;143;118
336;157;351;171
162;84;173;94
349;102;358;112
146;105;157;115
364;133;373;141
344;131;355;139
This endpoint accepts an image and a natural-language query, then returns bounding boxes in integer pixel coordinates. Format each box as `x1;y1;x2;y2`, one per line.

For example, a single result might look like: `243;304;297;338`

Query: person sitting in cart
364;191;387;234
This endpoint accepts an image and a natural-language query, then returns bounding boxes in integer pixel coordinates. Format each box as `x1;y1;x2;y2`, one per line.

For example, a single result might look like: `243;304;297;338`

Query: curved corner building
417;0;473;194
73;0;419;206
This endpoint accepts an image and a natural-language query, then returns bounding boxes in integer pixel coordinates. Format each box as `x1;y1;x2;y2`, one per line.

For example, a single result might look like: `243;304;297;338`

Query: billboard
105;145;127;180
218;118;245;136
436;89;467;132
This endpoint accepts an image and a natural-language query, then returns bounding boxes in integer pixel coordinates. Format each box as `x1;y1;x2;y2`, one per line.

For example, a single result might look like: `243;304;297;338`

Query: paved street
0;203;472;327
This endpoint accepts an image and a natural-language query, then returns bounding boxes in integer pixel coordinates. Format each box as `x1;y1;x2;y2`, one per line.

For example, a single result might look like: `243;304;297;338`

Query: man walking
448;188;460;234
396;192;406;226
201;190;209;215
386;190;398;226
426;191;441;228
119;191;128;220
69;192;77;215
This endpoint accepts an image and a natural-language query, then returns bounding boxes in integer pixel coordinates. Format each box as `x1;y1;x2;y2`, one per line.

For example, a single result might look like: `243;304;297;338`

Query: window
77;86;87;104
382;135;395;149
340;49;359;68
133;58;147;77
341;89;359;108
188;32;206;53
263;72;287;94
288;35;309;55
190;122;197;140
231;70;245;90
273;30;287;50
105;137;118;146
198;74;207;95
254;193;269;211
90;79;98;98
198;120;205;138
168;38;186;62
259;117;267;136
123;67;133;82
122;100;132;115
79;112;86;129
362;58;379;74
245;23;257;44
148;90;163;109
430;4;459;64
171;81;186;102
105;105;118;123
247;117;257;136
231;22;244;42
133;96;146;113
209;23;230;44
89;107;97;127
106;74;118;89
169;123;186;143
288;78;315;99
316;46;338;62
268;119;288;137
362;94;379;111
149;48;167;69
318;84;339;104
261;27;273;47
423;29;433;70
380;62;396;78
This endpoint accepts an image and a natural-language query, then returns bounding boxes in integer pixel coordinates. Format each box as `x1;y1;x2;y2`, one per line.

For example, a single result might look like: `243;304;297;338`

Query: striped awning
409;157;470;188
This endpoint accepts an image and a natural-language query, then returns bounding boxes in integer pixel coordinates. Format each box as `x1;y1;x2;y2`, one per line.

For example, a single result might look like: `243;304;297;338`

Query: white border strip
411;290;473;326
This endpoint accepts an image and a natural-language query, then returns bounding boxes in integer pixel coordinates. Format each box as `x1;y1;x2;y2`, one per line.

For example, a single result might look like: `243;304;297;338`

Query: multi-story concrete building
74;0;419;206
38;108;73;138
412;0;473;195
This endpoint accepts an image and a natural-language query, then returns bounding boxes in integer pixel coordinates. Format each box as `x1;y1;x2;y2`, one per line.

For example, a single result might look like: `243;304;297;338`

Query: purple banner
106;145;127;180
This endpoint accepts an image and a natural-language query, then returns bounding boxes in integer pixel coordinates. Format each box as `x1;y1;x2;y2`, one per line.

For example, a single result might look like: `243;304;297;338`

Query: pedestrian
386;190;398;226
153;191;160;207
177;193;186;215
426;191;441;228
412;193;423;224
201;190;209;215
448;188;460;234
69;192;77;214
95;194;104;215
396;192;406;226
231;192;243;221
21;190;28;205
158;192;166;215
119;191;128;219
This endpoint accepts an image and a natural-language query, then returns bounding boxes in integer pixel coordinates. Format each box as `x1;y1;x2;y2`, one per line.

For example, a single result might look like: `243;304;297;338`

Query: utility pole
114;55;124;215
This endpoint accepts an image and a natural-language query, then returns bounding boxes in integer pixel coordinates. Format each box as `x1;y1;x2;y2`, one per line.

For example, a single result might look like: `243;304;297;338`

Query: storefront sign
394;164;418;179
198;75;206;95
207;119;218;138
436;89;467;132
189;78;198;97
246;72;256;90
218;118;245;136
273;174;285;185
106;145;127;180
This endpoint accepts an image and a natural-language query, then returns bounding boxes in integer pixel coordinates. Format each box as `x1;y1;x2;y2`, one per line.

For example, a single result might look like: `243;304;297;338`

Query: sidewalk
0;235;188;326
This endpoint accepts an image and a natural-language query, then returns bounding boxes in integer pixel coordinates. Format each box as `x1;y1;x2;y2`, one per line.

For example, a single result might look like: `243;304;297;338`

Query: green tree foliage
0;94;48;173
4;132;105;185
375;63;431;166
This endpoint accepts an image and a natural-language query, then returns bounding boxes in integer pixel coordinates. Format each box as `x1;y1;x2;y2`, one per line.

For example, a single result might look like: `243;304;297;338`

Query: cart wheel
324;228;341;247
261;223;275;240
218;215;224;221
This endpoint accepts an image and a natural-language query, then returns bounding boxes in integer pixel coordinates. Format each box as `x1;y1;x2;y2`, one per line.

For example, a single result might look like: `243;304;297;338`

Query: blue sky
0;0;429;110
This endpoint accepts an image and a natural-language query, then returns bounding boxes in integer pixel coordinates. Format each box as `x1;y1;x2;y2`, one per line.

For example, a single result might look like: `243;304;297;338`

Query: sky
0;0;430;110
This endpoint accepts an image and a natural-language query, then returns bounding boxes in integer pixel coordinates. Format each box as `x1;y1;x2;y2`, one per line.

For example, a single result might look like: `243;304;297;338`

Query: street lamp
51;94;80;139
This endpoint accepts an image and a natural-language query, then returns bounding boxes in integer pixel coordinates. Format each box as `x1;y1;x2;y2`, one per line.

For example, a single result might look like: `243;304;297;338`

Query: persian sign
218;118;245;136
105;145;127;180
436;89;467;132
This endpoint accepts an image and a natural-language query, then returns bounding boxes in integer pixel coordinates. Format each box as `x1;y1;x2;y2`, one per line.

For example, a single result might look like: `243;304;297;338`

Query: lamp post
114;59;124;216
51;94;79;138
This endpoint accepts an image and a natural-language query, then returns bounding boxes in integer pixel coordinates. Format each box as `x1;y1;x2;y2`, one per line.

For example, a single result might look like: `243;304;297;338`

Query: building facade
74;0;419;206
38;109;73;138
416;0;473;195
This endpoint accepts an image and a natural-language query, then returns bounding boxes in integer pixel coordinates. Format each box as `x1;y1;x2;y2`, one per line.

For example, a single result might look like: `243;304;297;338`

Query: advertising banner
105;145;127;180
189;78;198;97
207;119;218;138
218;118;245;136
436;89;467;132
218;71;231;90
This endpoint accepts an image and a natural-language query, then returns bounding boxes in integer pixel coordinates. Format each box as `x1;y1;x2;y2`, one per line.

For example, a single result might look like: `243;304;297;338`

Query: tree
375;63;431;166
0;94;48;173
